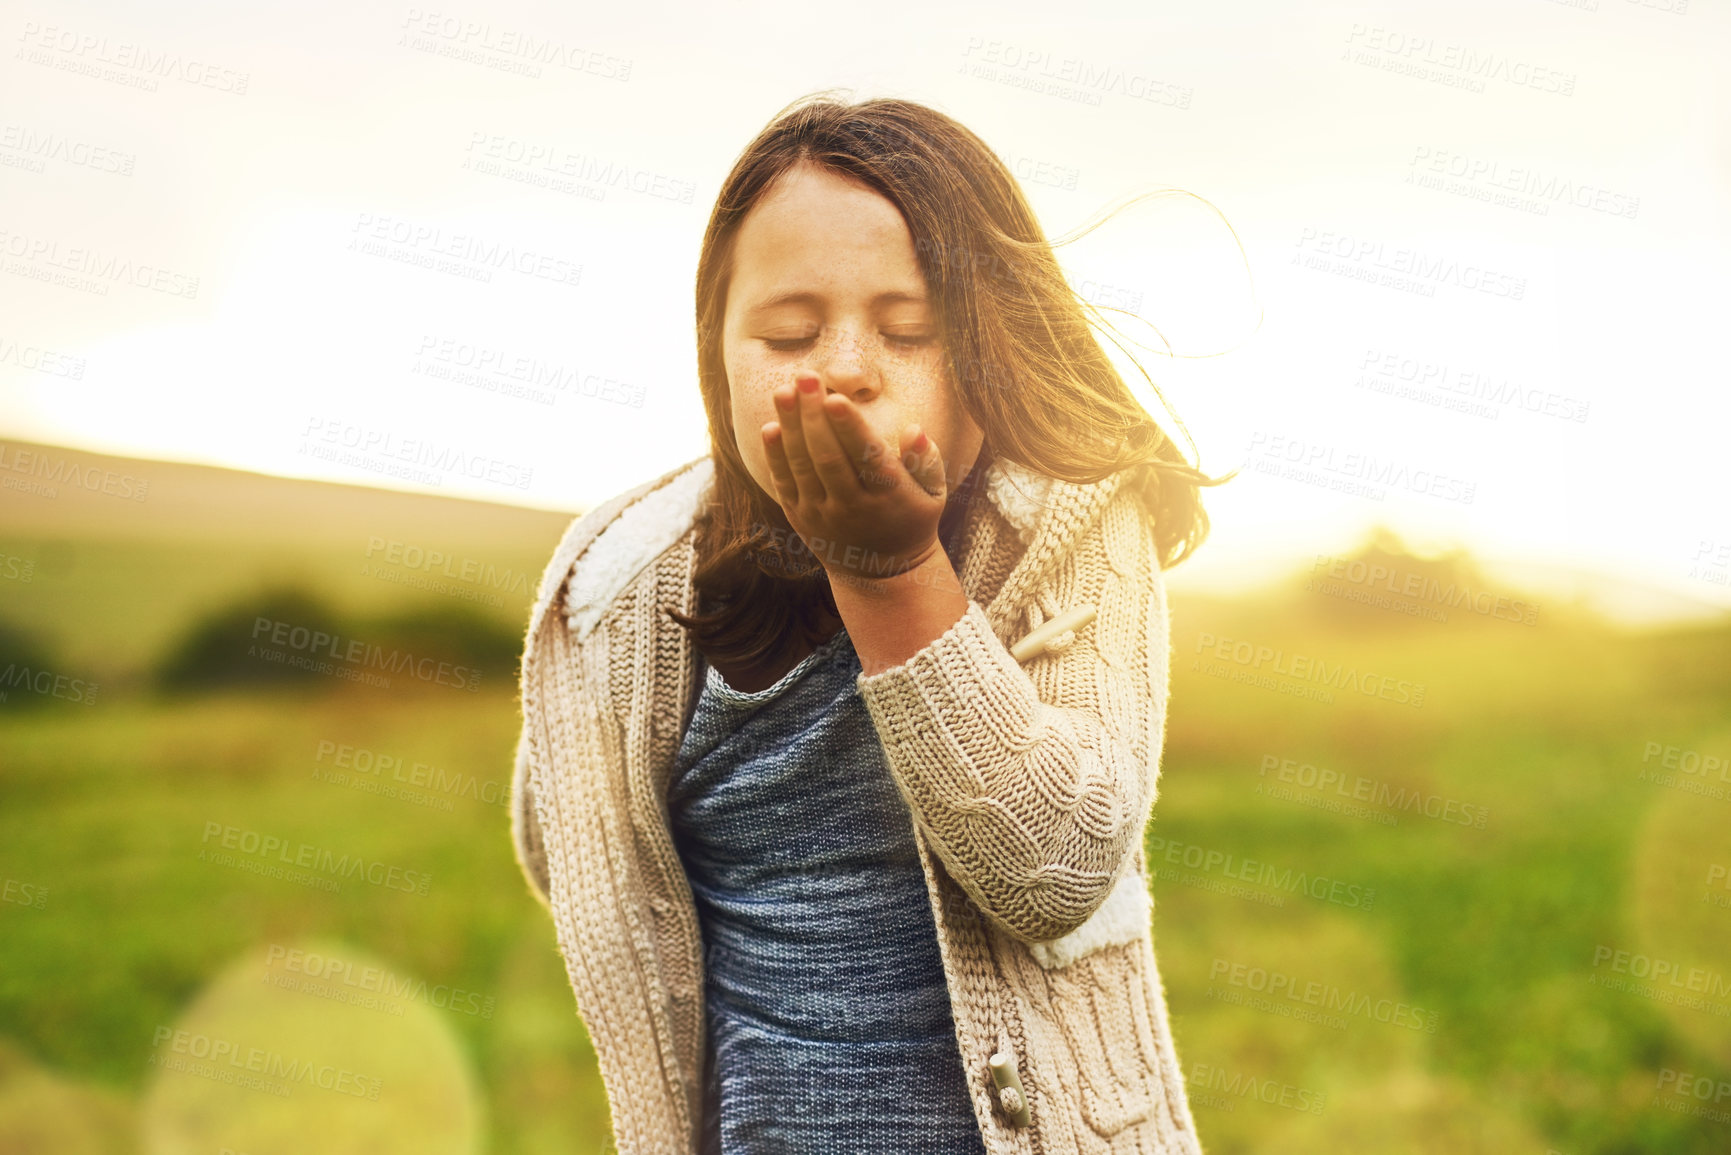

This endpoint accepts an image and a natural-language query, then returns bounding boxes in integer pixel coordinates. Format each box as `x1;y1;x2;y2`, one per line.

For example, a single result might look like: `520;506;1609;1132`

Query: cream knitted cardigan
510;451;1206;1155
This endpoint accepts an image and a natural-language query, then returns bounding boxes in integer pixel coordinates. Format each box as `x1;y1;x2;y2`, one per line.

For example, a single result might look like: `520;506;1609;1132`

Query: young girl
511;94;1222;1155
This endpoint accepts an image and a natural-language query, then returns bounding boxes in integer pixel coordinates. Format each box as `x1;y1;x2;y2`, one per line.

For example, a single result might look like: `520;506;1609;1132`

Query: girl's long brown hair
668;93;1232;675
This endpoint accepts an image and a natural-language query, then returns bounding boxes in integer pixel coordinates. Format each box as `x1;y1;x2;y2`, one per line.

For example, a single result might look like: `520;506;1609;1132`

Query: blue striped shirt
669;624;987;1154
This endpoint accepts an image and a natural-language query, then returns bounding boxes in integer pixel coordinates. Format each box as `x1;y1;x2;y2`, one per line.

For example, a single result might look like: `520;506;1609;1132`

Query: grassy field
2;441;1728;1153
1153;596;1731;1154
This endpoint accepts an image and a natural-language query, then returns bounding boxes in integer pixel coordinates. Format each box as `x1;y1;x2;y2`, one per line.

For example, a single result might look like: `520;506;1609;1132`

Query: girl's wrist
827;546;969;676
825;542;956;598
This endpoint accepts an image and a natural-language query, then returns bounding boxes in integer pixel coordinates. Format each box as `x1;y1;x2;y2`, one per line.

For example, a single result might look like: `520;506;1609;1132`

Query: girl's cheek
891;376;950;426
726;360;776;420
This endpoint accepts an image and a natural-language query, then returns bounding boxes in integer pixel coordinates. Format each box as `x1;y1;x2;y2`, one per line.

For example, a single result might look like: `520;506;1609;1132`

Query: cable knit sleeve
855;487;1168;944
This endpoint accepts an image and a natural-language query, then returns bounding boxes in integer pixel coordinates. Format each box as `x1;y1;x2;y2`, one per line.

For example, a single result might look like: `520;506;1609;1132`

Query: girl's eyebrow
747;289;928;315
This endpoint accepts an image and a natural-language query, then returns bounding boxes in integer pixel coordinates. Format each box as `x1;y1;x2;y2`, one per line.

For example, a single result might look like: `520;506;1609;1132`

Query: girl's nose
813;330;878;401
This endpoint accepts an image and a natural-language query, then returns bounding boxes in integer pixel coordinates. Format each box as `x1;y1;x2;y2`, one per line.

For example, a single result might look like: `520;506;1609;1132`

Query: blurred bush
151;585;522;693
0;621;80;714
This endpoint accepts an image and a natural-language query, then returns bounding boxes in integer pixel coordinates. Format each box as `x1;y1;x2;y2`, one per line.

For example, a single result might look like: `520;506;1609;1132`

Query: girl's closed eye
758;332;936;353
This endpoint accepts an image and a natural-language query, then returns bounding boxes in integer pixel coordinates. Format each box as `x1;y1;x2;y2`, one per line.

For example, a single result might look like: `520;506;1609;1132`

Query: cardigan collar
536;451;1127;649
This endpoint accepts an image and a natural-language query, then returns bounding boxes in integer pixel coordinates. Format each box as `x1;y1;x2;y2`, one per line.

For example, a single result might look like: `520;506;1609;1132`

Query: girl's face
721;162;985;506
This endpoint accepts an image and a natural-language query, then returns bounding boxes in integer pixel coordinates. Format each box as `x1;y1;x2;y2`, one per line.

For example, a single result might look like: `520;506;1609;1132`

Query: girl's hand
762;371;950;584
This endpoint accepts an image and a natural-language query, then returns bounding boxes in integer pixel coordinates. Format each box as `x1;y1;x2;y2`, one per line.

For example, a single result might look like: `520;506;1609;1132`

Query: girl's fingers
901;424;949;500
820;392;896;492
762;422;799;505
775;381;825;502
795;375;859;496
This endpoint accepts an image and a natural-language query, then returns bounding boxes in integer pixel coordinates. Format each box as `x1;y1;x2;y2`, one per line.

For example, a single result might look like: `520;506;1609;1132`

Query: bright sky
3;0;1726;624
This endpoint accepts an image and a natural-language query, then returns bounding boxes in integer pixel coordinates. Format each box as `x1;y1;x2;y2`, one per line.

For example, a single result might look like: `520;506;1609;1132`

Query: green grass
1153;598;1731;1154
2;528;1729;1152
0;687;608;1154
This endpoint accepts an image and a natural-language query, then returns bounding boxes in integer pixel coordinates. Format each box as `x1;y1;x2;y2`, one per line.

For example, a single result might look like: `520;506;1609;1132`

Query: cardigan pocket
1042;940;1161;1139
1017;868;1162;1139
